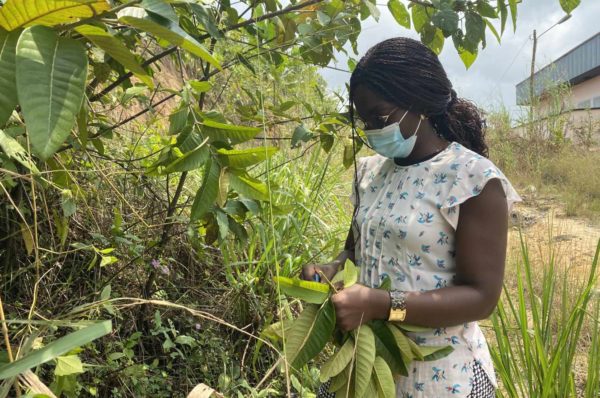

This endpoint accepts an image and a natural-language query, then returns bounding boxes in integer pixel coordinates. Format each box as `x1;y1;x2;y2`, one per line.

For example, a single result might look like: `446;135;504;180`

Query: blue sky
319;0;600;116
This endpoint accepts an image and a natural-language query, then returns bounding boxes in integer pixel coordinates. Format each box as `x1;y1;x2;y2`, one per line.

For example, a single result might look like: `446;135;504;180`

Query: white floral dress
350;142;520;397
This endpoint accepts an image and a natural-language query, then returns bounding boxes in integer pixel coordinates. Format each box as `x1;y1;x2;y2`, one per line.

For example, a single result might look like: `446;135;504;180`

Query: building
515;32;600;145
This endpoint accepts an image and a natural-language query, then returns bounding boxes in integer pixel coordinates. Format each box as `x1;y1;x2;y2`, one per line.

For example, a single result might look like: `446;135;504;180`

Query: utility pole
530;29;537;119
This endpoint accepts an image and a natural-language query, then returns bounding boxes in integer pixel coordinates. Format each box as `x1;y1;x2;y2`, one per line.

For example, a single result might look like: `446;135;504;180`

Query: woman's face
353;84;422;139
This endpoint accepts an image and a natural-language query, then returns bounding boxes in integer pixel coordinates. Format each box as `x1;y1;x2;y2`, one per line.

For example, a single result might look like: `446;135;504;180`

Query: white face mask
364;110;423;159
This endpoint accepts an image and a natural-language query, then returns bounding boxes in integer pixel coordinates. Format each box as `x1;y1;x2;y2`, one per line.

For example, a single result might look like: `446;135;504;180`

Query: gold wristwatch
388;290;407;322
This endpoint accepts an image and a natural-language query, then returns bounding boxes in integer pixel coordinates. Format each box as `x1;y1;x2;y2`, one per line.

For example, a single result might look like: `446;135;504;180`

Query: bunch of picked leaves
265;260;453;398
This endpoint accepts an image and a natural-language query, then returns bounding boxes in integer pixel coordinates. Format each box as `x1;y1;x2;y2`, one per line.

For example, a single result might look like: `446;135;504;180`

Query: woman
302;38;520;397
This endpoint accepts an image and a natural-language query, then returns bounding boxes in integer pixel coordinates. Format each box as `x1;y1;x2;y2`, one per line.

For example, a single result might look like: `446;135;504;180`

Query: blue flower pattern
349;143;521;397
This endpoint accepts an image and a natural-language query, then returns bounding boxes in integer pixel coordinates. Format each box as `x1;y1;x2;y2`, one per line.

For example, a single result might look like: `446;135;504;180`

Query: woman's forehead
353;85;401;116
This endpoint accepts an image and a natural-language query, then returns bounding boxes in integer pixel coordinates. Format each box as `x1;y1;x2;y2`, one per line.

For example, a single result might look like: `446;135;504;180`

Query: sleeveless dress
343;142;519;397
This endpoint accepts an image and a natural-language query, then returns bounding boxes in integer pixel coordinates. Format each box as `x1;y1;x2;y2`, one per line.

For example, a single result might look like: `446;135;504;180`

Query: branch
88;0;325;102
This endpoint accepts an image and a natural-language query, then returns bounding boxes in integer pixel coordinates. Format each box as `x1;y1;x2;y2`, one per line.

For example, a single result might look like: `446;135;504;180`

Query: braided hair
349;37;488;157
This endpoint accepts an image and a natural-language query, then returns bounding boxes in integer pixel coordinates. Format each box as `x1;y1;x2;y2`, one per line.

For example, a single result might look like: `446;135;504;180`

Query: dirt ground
508;192;600;273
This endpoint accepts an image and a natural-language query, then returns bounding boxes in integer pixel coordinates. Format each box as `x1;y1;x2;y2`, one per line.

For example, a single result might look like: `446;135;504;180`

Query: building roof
516;32;600;105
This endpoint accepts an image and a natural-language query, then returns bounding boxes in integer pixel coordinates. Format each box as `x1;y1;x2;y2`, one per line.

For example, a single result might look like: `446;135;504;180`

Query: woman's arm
332;179;508;331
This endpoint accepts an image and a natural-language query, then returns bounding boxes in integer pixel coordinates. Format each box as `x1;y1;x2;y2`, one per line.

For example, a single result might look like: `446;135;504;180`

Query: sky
319;0;600;116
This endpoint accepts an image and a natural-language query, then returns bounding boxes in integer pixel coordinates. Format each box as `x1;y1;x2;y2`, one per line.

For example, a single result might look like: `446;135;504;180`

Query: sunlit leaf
228;169;270;201
387;0;410;29
54;355;83;377
559;0;580;13
216;147;278;169
74;24;153;88
16;26;87;160
0;0;110;31
0;130;39;173
201;119;262;145
273;276;330;304
118;8;221;70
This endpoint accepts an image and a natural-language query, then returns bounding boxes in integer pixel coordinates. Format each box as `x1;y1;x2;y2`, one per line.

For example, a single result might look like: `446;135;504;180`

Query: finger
301;266;316;281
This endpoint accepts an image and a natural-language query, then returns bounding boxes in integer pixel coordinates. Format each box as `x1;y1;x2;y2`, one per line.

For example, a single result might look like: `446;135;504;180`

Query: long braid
349;37;488;157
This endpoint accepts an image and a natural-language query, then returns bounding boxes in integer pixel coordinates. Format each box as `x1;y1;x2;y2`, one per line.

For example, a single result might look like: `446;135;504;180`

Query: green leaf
164;138;209;173
559;0;580;13
508;0;517;32
291;125;313;148
0;0;110;31
118;8;221;70
236;53;256;74
387;324;414;362
379;275;391;291
261;319;294;341
286;301;336;368
343;140;354;169
228;169;270;201
168;107;189;135
0;130;39;173
465;12;485;51
431;9;459;37
387;0;410;29
459;48;478;69
201;119;262;145
406;335;424;360
342;259;358;288
362;0;380;21
370;321;407;376
16;25;88;160
484;18;501;44
328;361;352;393
189;80;212;94
419;344;454;361
427;27;445;55
0;320;111;379
74;24;153;89
0;28;19;126
372;356;395;398
188;3;223;39
216;147;278;168
354;324;376;398
477;1;498;18
273;276;330;304
395;323;431;333
498;0;508;33
141;0;178;23
190;157;220;222
411;4;430;33
54;355;84;377
320;337;354;382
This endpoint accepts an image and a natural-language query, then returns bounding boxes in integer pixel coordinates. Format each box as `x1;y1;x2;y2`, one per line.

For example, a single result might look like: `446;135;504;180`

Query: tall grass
490;234;600;398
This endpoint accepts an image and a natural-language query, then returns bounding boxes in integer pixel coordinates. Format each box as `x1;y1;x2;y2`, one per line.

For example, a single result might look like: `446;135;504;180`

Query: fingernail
313;274;321;282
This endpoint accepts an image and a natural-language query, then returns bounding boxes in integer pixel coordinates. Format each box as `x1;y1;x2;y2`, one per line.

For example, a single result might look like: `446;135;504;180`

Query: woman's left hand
331;284;391;332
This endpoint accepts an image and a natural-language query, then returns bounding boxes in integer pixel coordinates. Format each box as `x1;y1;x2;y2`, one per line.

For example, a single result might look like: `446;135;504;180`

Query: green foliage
490;237;600;398
0;321;112;380
16;25;87;160
271;263;452;397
